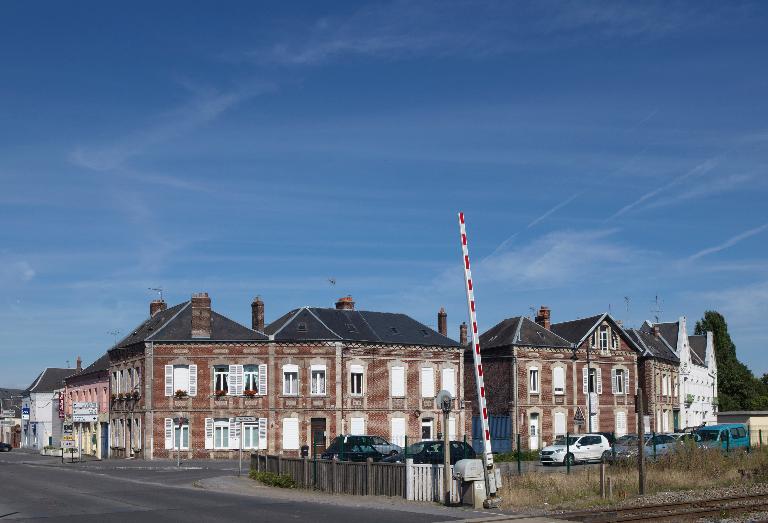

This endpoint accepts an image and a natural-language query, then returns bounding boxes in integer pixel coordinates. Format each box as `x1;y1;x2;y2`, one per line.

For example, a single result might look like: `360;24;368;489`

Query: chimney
653;324;660;338
251;296;265;332
150;298;167;317
335;295;355;310
191;292;212;338
535;306;551;330
437;307;448;336
76;356;82;372
460;322;468;346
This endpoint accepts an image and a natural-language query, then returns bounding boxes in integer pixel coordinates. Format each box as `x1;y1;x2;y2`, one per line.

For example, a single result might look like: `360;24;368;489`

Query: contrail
688;222;768;261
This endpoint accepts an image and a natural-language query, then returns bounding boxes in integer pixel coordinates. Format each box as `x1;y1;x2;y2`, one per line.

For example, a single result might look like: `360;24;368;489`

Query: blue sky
2;1;767;388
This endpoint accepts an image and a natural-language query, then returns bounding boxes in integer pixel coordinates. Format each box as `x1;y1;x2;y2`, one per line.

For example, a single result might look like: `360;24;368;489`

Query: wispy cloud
0;258;35;285
644;172;755;209
688;222;768;262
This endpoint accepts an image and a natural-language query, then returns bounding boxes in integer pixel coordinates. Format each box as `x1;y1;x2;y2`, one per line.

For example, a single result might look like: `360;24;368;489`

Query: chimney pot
150;298;167;317
191;292;212;339
437;307;448;336
76;356;82;371
460;322;468;346
335;295;355;310
251;296;265;332
535;306;551;330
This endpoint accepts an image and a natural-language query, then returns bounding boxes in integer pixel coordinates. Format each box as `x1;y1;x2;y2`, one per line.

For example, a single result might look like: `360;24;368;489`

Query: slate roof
24;368;77;394
0;388;23;416
65;353;110;384
480;316;572;351
111;301;267;350
265;307;459;347
627;329;679;364
688;335;707;366
550;314;604;344
650;321;680;349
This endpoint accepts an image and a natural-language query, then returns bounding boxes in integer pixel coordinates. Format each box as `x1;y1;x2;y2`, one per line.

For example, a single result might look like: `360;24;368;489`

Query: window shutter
391;417;406;448
258;418;267;450
391;366;405;397
204;418;214;450
421;367;435;398
350;364;364;374
188;364;197;396
582;367;588;394
611;369;617;394
227;365;237;395
554;412;565;435
448;417;456;441
258;364;268;395
164;418;173;449
441;368;456;397
282;418;299;450
350;417;365;435
165;365;173;396
235;365;244;396
624;371;630;395
229;418;240;449
596;368;603;394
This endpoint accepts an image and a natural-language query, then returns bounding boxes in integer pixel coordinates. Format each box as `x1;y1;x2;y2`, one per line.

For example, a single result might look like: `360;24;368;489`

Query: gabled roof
688;335;707;366
480;316;572;351
24;368;76;394
644;321;680;348
627;329;679;364
111;301;267;350
550;314;605;344
66;353;110;384
265;307;459;347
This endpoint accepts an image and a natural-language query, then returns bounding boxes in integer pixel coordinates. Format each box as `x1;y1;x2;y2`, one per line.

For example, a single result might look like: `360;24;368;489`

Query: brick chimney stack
76;356;82;371
460;322;468;346
437;307;448;336
335;296;355;310
251;296;265;332
191;292;212;339
653;324;660;338
150;298;167;317
535;306;551;330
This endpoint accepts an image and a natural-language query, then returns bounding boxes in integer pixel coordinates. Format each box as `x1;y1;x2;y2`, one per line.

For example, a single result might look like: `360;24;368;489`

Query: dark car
0;442;12;452
381;440;476;465
320;435;385;462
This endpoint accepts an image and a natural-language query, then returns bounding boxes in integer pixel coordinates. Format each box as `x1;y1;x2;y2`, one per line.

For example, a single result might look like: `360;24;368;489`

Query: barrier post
516;434;521;474
566;431;571;475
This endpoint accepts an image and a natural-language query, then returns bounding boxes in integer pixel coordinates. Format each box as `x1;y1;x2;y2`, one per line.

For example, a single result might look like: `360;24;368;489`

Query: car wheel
389;450;398;456
601;450;612;462
564;453;575;466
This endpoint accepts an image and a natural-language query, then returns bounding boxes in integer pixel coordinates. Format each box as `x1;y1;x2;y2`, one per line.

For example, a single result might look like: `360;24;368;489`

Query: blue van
695;423;750;450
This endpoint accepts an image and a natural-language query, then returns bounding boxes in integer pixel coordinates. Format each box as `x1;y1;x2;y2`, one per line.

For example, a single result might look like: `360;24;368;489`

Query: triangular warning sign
574;406;586;424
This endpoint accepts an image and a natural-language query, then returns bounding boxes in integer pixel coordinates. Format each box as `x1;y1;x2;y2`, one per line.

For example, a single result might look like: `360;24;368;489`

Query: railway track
557;492;768;522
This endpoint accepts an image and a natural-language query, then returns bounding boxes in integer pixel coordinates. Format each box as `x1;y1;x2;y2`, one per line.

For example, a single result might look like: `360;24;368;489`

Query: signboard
589;392;598;414
235;416;256;423
73;402;98;423
63;422;74;435
1;410;16;418
1;420;13;427
21;407;29;420
573;406;585;425
59;393;65;419
61;434;76;449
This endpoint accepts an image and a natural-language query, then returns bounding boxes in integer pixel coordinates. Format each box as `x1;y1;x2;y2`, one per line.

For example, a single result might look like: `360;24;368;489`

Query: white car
540;434;612;466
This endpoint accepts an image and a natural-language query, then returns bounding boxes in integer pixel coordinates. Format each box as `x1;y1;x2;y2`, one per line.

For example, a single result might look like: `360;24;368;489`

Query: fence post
726;430;731;453
748;426;752;454
278;454;283;476
304;457;310;488
652;431;657;460
566;431;570;475
366;457;373;496
760;429;763;449
405;458;414;500
600;461;606;499
516;433;521;475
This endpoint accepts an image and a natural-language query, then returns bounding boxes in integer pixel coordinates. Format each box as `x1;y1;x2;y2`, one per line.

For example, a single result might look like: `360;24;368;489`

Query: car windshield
405;442;442;454
615;435;637;445
553;436;579;446
696;430;720;442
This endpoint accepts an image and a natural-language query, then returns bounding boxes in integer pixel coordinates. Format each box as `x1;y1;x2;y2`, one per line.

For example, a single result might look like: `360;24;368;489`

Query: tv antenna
650;295;663;324
148;287;164;300
108;329;121;347
624;296;631;326
327;278;336;286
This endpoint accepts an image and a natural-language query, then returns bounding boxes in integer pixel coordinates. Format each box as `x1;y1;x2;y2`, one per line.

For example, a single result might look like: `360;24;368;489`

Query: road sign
574;406;586;425
1;410;15;418
73;402;97;415
62;434;76;449
63;422;74;435
21;407;29;420
235;416;256;423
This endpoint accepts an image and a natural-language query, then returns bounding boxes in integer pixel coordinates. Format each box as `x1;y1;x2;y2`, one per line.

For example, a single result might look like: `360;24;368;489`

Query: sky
1;1;767;388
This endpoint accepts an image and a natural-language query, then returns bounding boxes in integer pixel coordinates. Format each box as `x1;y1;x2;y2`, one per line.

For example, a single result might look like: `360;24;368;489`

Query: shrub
495;449;540;462
248;470;296;488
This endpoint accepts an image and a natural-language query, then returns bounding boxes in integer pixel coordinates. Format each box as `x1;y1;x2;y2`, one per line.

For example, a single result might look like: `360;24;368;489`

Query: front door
101;423;109;459
310;418;326;456
529;413;539;450
673;410;680;431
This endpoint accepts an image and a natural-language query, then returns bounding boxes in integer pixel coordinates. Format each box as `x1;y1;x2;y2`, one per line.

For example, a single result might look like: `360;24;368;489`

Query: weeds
248;469;297;488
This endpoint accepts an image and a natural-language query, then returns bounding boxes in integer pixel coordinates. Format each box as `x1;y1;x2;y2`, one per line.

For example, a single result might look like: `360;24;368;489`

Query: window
612;333;619;350
244;365;259;392
243;423;259;449
588;368;597;393
554;411;566;436
350;365;364;396
173;365;190;393
553;367;565;395
297;322;307;332
119;369;125;392
283;418;299;450
214;419;229;449
283;364;298;395
174;423;189;450
615;369;625;394
311;365;326;395
599;326;609;351
213;366;229;394
421;367;435;398
421;418;433;440
441;368;456;397
391;366;405;397
529;367;539;393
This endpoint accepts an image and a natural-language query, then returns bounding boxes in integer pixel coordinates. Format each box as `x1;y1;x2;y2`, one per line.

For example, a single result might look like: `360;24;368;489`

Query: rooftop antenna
650;295;663;324
108;329;121;348
624;296;631;326
148;287;164;300
328;278;336;286
66;359;70;368
529;306;535;320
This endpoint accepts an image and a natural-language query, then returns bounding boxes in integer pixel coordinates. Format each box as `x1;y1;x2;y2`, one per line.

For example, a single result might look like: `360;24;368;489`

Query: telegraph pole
637;389;646;495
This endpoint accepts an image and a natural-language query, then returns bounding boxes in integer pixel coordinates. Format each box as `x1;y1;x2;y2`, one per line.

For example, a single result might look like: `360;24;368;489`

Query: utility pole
637;389;646;495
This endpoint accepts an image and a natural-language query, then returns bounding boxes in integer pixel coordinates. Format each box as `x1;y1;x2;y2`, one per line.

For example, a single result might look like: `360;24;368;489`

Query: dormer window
599;326;609;352
297;322;307;332
390;327;399;334
420;329;430;337
345;323;357;333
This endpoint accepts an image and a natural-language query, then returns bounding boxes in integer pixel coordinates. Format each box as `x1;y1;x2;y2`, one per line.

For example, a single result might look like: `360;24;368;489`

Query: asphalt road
0;451;470;522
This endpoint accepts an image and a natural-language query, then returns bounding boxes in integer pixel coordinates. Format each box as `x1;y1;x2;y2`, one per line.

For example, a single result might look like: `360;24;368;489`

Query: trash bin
453;459;486;509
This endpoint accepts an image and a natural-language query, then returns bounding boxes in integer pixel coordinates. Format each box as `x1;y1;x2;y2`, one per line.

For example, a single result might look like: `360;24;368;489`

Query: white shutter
611;369;617;394
350;417;365;435
391;417;406;448
616;411;627;437
391;366;405;397
282;418;299;450
258;364;267;395
229;418;240;449
597;368;603;394
204;418;214;450
228;365;237;395
441;368;456;397
624;371;630;396
350;364;364;374
554;412;566;436
165;365;173;396
188;364;198;396
553;367;564;393
258;418;268;450
164;418;173;449
448;417;456;441
421;367;435;398
235;365;244;396
582;367;588;394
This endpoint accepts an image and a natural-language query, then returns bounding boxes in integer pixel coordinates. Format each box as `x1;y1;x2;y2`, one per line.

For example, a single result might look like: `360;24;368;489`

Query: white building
648;317;718;428
21;368;76;450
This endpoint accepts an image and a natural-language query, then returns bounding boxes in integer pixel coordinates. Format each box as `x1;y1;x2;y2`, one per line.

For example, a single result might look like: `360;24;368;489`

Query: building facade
63;354;110;459
0;388;22;447
21;368;76;450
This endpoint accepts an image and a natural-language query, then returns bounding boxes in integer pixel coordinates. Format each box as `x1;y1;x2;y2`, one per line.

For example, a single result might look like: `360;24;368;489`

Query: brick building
468;307;640;450
63;354;111;459
109;293;463;459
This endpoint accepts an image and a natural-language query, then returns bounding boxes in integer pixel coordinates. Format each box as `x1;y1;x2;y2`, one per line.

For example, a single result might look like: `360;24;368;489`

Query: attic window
297;322;308;332
420;329;430;337
390;327;400;334
345;323;357;333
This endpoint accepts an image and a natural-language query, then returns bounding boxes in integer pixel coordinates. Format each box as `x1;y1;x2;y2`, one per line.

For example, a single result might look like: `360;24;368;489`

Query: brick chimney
76;356;82;371
335;295;355;310
653;324;660;338
535;306;551;330
150;299;167;317
251;296;265;332
460;322;468;346
437;307;448;336
191;292;212;339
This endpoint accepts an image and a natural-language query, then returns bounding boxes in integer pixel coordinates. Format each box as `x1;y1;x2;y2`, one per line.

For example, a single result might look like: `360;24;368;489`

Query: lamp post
572;341;593;433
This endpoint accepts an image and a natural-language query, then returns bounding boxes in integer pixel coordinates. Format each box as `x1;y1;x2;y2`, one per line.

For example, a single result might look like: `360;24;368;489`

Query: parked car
365;435;402;456
669;432;702;445
320;435;386;462
381;440;476;464
0;442;12;452
606;433;677;462
695;424;750;450
540;434;611;466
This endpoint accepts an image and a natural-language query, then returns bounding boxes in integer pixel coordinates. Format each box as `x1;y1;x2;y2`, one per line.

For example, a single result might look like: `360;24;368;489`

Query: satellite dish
436;389;453;413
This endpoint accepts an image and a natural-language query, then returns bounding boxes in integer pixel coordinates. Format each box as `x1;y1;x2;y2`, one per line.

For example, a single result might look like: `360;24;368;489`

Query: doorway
529;413;540;450
310;418;326;457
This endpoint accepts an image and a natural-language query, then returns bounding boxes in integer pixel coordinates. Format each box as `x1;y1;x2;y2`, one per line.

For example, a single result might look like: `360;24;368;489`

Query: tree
695;311;768;411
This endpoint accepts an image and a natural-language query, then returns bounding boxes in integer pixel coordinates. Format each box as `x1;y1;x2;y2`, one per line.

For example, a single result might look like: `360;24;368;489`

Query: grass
499;445;768;511
494;449;541;462
248;469;297;488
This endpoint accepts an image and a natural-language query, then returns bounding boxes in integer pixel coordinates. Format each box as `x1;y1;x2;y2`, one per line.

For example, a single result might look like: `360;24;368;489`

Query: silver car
365;435;402;456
